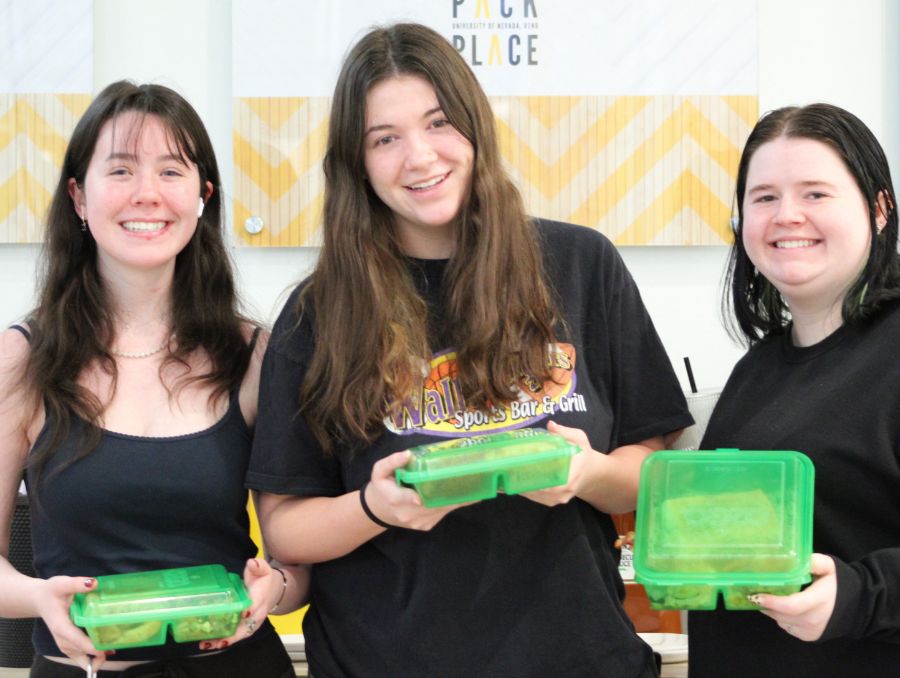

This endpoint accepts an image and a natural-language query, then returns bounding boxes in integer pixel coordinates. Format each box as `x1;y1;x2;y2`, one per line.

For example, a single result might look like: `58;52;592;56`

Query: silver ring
785;624;796;633
245;617;257;634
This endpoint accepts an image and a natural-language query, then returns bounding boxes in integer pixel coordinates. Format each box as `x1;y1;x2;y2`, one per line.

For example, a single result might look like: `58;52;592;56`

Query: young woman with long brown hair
249;23;690;678
0;81;307;677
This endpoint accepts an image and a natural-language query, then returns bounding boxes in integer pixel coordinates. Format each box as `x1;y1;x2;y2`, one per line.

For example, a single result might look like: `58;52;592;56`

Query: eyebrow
364;106;444;137
105;152;187;164
747;180;836;194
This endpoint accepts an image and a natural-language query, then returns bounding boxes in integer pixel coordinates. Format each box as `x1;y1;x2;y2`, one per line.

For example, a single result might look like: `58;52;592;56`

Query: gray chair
0;493;35;668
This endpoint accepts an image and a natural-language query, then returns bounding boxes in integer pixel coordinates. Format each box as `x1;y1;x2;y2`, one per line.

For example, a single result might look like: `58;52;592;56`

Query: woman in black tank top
0;81;308;677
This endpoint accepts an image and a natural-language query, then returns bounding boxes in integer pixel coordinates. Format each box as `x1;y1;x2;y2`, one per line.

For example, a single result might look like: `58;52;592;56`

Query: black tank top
22;328;274;660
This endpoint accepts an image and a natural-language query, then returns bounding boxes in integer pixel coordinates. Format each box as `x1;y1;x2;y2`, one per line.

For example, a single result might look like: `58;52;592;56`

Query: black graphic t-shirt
248;219;691;678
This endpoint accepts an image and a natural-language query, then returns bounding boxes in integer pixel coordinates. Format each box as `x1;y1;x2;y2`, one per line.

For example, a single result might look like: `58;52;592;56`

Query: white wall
2;0;897;392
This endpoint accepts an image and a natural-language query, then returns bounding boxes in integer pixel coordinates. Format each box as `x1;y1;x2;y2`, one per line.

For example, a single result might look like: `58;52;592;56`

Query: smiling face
363;74;474;258
741;136;876;316
68;111;212;280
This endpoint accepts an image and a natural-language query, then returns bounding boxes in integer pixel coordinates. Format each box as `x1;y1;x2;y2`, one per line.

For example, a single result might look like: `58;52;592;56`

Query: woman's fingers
372;450;413;478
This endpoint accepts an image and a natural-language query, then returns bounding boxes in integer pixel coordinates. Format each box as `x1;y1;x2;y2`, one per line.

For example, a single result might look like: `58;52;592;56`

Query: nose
131;170;161;205
773;194;805;226
403;132;437;170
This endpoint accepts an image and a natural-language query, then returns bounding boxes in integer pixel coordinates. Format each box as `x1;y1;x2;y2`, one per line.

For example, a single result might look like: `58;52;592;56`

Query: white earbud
197;198;205;218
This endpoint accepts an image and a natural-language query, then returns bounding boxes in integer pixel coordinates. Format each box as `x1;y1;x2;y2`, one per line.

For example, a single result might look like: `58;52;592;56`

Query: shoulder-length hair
726;103;900;346
27;80;253;492
300;23;560;450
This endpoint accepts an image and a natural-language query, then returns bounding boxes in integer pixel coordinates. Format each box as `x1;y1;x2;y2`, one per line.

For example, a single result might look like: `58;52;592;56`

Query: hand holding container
70;564;251;650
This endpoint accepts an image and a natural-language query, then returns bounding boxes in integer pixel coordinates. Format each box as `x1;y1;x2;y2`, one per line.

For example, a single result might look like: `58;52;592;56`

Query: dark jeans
30;630;294;678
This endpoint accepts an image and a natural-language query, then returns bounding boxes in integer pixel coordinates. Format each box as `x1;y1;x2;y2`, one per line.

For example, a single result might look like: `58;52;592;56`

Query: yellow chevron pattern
0;93;91;243
233;95;757;247
233;97;330;246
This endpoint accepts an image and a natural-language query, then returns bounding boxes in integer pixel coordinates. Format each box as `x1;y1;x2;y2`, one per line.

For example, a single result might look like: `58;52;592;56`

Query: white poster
0;0;93;243
232;1;758;247
0;0;92;92
233;0;756;97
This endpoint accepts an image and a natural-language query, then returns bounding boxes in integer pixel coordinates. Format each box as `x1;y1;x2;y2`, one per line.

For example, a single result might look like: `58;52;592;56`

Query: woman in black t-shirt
248;23;691;678
688;104;900;677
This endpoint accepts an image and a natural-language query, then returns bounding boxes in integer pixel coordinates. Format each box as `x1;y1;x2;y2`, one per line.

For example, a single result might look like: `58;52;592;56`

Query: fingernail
84;578;96;587
242;610;251;618
220;641;229;648
200;642;210;650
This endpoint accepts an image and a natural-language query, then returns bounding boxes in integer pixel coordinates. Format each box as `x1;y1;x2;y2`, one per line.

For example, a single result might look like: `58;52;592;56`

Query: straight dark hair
299;23;560;451
26;80;254;495
726;103;899;345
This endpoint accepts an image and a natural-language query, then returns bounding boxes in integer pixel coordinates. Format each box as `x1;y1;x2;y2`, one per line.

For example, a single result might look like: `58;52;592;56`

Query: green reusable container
633;449;814;610
396;428;579;507
70;564;251;650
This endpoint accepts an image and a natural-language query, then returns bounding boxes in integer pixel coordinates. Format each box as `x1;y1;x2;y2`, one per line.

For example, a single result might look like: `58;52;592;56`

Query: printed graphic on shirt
384;343;585;437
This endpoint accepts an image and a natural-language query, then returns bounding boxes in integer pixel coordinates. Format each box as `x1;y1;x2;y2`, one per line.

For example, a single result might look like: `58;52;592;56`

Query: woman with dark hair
688;103;900;677
0;81;307;677
249;23;690;678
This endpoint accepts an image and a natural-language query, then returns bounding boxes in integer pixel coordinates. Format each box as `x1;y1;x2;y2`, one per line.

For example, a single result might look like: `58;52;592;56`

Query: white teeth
775;239;816;249
121;221;166;233
407;174;447;190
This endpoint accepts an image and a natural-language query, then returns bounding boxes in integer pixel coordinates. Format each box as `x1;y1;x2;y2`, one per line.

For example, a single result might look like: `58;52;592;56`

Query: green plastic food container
633;449;814;610
70;564;251;650
396;428;579;507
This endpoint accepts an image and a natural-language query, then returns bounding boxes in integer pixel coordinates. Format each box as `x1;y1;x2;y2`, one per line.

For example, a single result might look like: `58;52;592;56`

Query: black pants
30;630;295;678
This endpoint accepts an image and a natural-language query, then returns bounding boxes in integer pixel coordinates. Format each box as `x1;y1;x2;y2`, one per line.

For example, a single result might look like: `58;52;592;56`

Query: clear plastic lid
395;427;579;506
400;427;578;478
71;564;249;626
634;449;815;587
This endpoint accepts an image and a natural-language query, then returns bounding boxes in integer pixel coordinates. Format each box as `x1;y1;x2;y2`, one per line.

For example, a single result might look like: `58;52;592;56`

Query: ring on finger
784;623;796;633
245;617;257;634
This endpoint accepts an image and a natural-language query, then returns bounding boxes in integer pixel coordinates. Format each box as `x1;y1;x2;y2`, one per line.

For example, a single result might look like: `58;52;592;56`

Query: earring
80;217;87;232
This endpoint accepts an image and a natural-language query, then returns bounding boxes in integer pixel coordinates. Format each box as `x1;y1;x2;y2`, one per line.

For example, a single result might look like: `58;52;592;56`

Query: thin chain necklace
110;334;174;359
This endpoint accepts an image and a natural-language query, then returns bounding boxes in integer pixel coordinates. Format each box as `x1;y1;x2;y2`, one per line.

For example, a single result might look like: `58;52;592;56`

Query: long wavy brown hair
25;81;254;495
300;23;561;451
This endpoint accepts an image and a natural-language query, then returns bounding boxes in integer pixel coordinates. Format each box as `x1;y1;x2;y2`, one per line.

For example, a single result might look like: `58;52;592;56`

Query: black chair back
0;493;35;668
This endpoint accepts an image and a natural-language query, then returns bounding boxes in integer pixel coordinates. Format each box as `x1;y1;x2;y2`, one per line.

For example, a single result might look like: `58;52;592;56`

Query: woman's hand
201;558;279;651
363;450;474;531
520;422;662;513
35;575;111;673
519;421;594;506
750;553;838;641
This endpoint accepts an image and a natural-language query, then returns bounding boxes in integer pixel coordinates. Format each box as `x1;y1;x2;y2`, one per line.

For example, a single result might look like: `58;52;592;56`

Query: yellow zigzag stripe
497;96;651;198
520;96;582;128
0;99;72;166
233;131;298;201
568;99;742;227
723;95;759;129
244;97;307;130
54;93;91;119
233;121;328;201
613;170;732;246
0;168;51;225
234;194;323;247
